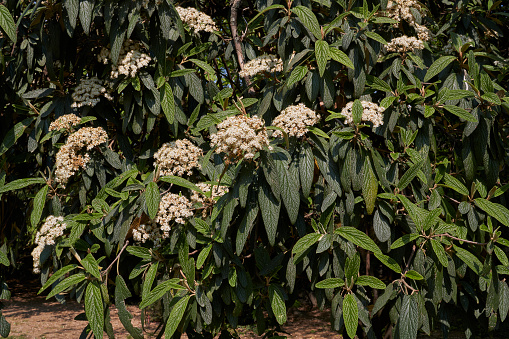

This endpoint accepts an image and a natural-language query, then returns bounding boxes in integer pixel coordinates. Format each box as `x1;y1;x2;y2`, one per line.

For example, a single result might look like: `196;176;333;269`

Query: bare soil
2;280;340;338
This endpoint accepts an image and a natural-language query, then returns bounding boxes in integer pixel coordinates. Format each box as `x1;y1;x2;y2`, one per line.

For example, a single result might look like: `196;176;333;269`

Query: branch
433;233;488;246
230;0;255;95
102;240;129;278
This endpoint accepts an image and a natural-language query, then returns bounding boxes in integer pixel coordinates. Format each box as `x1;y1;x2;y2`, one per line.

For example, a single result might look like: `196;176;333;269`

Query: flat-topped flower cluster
154;139;203;177
176;6;217;33
55;127;108;186
133;193;193;245
386;35;425;52
239;55;284;78
341;101;385;128
71;77;113;108
210;115;271;160
98;40;151;78
31;216;67;273
272;103;320;138
49;114;81;131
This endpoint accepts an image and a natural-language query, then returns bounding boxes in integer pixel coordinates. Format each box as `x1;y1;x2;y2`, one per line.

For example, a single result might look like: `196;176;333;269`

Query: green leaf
292;233;322;263
362;158;378;215
397;159;424;190
145;182;160;220
329;47;355;69
398;295;418;339
391;234;420;249
495;246;509;267
139;279;185;309
0;251;9;267
315;40;329;77
443;105;477;122
0;5;17;43
343;293;358;339
197;244;212;268
247;4;286;27
81;253;101;280
31;185;48;228
0;311;10;338
269;285;287;325
79;0;95;35
115;276;143;339
159;176;204;194
375;253;402;273
424;56;456;82
315;278;345;289
161;83;175;125
442;173;469;195
0;118;35;156
405;270;424;280
292;5;321;40
366;75;392;92
189;59;216;81
47;273;86;299
365;31;387;45
0;177;46;194
453;245;483;275
499;281;509;322
287;65;308;88
142;262;158;302
431;239;449;267
335;226;382;255
85;281;104;339
258;181;281;246
126;246;152;260
474;198;509;227
356;276;386;289
482;92;502;105
352;99;363;124
164;295;191;338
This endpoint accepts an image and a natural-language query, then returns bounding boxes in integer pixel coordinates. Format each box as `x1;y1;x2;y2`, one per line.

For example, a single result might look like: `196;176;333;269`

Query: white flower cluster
71;77;113;108
386;35;424;52
239;55;284;78
98;40;152;78
191;183;229;217
31;216;67;273
385;0;432;42
176;6;218;33
55;127;108;186
154;139;203;177
133;192;194;245
272;103;320;138
210;115;271;160
49;114;81;131
340;101;385;128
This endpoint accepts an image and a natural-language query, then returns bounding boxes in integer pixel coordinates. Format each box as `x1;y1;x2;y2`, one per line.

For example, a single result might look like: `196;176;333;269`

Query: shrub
0;0;508;338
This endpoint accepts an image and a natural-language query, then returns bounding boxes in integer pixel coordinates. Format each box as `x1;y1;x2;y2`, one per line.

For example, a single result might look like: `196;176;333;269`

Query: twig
432;233;488;246
102;240;129;278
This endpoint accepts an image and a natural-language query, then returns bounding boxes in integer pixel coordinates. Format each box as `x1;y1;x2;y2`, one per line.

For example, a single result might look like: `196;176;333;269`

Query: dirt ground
1;280;340;338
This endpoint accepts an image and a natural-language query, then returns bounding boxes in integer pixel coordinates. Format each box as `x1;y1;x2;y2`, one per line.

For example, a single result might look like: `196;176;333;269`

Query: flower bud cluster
340;101;385;128
55;127;108;186
154;139;203;177
272;103;320;138
385;0;432;42
31;216;67;273
191;183;229;216
49;114;81;131
176;6;218;33
386;35;424;52
210;115;271;160
239;55;284;78
98;40;152;78
71;77;113;108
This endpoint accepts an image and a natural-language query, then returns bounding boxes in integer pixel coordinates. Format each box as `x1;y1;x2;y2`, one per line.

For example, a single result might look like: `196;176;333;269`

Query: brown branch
432;233;488;246
102;240;129;278
230;0;255;96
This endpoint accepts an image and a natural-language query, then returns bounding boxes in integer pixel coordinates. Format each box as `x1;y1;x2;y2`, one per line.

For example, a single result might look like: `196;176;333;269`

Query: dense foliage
1;0;509;338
